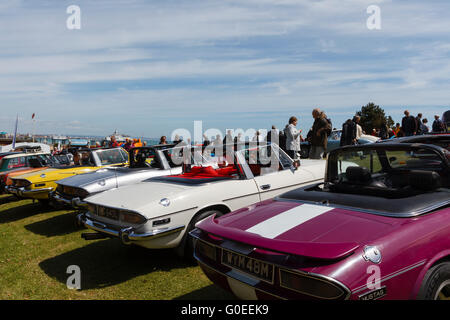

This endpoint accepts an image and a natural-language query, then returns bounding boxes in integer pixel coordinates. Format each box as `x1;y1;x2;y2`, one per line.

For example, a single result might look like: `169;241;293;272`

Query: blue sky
0;0;449;138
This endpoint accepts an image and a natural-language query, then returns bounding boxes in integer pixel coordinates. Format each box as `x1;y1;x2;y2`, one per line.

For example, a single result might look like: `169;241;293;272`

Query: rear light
279;269;347;300
119;211;146;224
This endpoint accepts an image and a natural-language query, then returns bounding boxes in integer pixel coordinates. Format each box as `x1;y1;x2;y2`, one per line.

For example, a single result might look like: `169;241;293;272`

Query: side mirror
292;159;300;170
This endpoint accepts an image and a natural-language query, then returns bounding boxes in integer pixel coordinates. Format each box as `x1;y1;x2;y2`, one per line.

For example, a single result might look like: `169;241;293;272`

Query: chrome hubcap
435;280;450;300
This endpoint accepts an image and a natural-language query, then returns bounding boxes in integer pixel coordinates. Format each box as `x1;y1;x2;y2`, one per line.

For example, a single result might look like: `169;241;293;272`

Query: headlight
119;211;146;225
14;179;31;188
279;269;347;300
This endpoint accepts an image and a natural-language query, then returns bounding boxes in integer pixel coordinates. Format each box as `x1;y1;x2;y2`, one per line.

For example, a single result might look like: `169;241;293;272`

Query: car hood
196;200;400;260
85;181;191;217
57;167;141;188
13;167;99;183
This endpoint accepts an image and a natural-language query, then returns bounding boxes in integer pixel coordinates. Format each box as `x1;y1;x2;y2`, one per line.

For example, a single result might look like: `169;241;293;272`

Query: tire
178;209;222;261
300;147;310;159
38;199;50;207
417;262;450;300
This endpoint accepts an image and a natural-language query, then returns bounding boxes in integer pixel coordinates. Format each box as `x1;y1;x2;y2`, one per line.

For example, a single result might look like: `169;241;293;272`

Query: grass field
0;194;233;300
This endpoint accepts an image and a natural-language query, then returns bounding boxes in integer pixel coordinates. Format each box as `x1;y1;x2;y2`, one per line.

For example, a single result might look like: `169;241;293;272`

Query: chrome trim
78;214;185;244
190;231;351;300
352;260;426;294
20;187;53;195
50;192;88;208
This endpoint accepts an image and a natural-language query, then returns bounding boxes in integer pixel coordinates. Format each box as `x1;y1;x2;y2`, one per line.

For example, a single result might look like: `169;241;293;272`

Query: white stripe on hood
246;203;334;239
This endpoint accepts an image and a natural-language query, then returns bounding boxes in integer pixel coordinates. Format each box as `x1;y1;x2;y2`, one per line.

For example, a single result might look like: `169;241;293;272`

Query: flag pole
12;114;18;149
32;113;36;142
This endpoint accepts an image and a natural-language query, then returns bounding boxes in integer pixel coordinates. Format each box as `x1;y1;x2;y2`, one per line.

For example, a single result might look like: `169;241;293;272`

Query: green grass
0;194;234;300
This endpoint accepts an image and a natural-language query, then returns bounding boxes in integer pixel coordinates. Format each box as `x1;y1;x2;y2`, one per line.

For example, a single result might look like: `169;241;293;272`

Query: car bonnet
196;199;400;260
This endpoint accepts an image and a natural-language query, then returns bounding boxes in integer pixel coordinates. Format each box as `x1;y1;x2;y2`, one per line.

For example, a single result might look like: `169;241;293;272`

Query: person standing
285;116;302;160
393;123;401;137
159;136;168;145
353;116;363;141
432;115;446;133
340;119;356;146
421;118;430;134
415;113;423;135
379;121;389;140
401;110;417;136
109;136;120;148
310;108;331;159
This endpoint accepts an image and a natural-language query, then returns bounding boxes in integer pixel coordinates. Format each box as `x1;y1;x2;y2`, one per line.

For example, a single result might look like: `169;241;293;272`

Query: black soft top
278;184;449;217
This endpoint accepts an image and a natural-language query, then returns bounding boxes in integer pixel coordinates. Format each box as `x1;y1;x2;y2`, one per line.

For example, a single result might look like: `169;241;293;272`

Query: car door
253;166;316;201
251;145;319;201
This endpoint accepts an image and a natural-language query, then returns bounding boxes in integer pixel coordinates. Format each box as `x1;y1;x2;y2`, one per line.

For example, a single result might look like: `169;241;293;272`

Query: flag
12;115;18;149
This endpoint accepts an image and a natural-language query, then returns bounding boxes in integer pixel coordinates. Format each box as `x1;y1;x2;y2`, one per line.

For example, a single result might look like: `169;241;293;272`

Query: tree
356;103;394;134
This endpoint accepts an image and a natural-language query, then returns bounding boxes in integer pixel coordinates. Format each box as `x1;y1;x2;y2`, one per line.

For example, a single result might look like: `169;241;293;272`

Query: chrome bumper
5;186;52;197
49;192;88;209
77;213;185;245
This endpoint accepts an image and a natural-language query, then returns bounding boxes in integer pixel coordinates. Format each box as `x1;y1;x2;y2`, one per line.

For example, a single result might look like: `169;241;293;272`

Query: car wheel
300;147;310;159
179;209;222;261
38;199;51;207
417;262;450;300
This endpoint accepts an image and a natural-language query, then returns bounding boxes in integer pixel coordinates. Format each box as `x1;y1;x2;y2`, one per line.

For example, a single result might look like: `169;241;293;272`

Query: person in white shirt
354;116;363;141
285;116;302;159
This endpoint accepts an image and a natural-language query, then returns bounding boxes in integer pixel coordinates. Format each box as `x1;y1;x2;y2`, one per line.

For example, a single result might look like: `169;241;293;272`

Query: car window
237;145;289;177
7;157;27;169
95;148;128;166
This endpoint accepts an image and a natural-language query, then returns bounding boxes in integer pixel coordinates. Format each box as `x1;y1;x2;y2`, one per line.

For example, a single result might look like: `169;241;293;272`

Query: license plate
221;249;274;283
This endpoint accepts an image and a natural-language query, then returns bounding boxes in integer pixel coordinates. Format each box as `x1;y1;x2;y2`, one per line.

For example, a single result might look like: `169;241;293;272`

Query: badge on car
221;249;274;283
362;246;382;264
358;286;387;300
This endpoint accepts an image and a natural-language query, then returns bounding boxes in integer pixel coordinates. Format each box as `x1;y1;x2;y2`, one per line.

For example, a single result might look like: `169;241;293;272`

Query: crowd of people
153;108;447;161
108;136;146;151
70;108;445;162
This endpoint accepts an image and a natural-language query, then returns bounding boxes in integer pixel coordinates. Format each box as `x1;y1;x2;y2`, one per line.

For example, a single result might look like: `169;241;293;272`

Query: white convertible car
78;143;326;256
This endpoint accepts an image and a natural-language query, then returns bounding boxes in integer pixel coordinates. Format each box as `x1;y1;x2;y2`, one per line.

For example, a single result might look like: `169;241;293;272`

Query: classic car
5;147;129;203
191;143;450;300
0;153;71;194
0;151;52;173
300;129;379;159
387;133;450;150
77;143;328;257
50;144;183;209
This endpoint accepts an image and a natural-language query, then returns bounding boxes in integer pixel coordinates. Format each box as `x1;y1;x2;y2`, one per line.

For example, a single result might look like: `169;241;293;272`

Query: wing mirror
292;159;301;170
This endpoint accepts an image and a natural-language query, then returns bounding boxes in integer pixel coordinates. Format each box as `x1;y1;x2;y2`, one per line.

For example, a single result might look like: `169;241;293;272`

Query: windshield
328;146;449;197
94;148;128;166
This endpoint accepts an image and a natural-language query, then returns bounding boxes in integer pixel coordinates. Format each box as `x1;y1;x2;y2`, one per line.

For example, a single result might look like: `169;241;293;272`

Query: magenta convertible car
191;143;450;300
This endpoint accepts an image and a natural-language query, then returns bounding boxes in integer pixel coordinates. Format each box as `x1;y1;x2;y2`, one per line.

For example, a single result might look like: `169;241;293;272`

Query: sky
0;0;449;139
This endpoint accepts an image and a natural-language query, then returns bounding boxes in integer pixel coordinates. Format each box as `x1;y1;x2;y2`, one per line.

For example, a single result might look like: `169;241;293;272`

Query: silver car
50;144;182;209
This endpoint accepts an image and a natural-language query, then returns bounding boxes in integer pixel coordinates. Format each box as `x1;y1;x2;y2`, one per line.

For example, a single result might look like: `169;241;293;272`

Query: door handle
260;184;271;190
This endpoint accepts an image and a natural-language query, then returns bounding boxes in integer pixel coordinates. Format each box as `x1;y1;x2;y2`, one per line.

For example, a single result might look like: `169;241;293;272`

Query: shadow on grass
174;284;235;300
24;211;79;237
39;239;192;290
0;202;52;224
0;195;17;205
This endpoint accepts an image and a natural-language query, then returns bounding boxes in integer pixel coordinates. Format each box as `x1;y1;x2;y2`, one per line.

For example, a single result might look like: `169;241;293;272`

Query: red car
192;143;450;300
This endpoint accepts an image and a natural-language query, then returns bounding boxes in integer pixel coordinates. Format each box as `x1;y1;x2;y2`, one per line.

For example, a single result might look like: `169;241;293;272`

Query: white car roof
3;152;50;159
